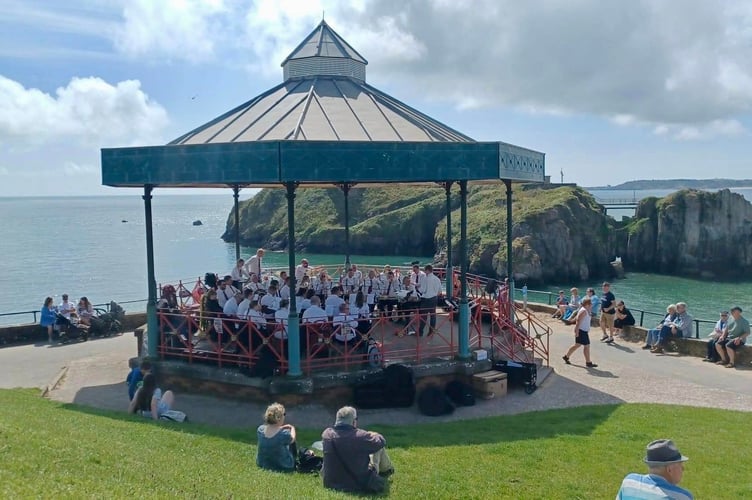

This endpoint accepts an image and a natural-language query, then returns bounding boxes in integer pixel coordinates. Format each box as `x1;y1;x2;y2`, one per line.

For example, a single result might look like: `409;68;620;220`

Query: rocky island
223;185;752;284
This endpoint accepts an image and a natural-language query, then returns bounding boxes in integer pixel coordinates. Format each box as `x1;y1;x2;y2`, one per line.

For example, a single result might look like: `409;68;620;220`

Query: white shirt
58;300;76;319
295;264;309;282
279;284;290;301
341;274;361;295
325;295;345;318
244;280;266;294
333;313;358;341
274;308;289;339
361;277;380;304
237;298;252;320
380;278;400;297
411;271;426;293
420;273;443;299
223;298;239;317
245;255;262;278
260;293;279;312
248;308;267;327
230;265;248;283
299;298;312;310
217;285;239;308
355;303;371;319
314;278;331;297
302;305;328;324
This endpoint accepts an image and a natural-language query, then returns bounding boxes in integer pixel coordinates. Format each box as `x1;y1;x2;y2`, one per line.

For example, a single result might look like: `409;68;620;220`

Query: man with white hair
616;439;692;499
321;406;393;493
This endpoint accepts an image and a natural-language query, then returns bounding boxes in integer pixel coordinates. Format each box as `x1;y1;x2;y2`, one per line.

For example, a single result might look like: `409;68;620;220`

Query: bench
622;325;752;364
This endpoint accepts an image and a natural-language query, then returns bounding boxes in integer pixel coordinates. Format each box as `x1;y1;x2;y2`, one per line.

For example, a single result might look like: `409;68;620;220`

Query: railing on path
521;288;716;339
0;299;147;325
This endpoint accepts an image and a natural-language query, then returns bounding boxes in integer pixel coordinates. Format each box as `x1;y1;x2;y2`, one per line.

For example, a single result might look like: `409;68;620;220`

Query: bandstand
101;21;545;397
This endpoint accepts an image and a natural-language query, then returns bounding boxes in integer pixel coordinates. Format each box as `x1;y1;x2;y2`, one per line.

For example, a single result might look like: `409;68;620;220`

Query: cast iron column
143;185;158;358
505;179;515;319
233;185;241;261
341;183;351;269
445;181;453;298
458;180;470;359
286;182;302;377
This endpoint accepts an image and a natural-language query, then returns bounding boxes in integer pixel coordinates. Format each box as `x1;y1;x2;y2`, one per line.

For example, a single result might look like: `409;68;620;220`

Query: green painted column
505;180;515;319
143;185;158;358
458;180;470;360
341;183;351;269
286;182;302;377
233;185;241;262
445;181;453;298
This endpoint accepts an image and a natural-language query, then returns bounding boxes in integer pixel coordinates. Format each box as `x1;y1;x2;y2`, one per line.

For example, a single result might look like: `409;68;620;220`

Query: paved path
3;314;750;430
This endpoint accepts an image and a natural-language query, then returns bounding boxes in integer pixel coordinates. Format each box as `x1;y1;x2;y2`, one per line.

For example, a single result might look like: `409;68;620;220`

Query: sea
1;187;751;326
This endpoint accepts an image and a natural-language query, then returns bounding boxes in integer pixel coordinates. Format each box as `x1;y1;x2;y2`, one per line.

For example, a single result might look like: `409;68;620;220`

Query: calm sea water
1;189;750;325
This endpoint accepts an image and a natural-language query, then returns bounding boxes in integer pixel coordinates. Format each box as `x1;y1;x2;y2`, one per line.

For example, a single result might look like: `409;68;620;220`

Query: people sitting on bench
652;302;692;353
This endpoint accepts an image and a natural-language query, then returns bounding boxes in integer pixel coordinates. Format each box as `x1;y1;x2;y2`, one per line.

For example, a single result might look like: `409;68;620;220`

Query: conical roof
170;21;473;145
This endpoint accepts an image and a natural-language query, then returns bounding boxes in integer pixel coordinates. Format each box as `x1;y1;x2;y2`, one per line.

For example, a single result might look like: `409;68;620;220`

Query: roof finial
322;10;325;21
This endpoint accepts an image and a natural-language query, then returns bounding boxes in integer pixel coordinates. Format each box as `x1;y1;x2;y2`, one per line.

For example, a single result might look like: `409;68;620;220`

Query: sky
1;0;751;197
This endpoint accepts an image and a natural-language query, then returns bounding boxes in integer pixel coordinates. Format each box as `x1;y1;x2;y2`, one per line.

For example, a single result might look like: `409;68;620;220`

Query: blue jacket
40;306;57;327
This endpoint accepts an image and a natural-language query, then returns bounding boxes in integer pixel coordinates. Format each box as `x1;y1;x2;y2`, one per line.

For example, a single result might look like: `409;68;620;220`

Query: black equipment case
493;360;538;394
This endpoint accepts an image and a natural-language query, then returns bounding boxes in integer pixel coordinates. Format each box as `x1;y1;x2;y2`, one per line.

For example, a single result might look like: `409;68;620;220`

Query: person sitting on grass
613;300;636;337
715;306;750;369
256;403;297;473
616;439;692;500
652;302;692;354
562;297;598;368
702;311;728;362
126;359;151;401
128;373;175;421
561;288;581;322
642;304;676;350
552;290;568;319
321;406;393;494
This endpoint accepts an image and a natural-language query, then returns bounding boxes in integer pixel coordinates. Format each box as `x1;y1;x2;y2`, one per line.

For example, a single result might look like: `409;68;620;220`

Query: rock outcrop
624;189;752;279
224;184;619;285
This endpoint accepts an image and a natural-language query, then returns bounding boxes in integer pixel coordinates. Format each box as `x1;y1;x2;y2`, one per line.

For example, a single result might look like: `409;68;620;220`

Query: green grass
1;390;749;499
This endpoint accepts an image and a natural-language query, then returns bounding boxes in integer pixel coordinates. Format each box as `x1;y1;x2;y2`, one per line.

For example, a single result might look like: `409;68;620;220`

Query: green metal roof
101;21;545;189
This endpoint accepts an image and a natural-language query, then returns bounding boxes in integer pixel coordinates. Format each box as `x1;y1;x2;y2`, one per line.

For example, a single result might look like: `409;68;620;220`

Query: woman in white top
562;297;598;368
354;291;372;335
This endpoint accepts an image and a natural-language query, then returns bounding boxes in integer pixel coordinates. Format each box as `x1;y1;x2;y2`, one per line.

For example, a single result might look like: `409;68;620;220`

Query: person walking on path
562;297;598;368
715;306;750;368
616;439;693;499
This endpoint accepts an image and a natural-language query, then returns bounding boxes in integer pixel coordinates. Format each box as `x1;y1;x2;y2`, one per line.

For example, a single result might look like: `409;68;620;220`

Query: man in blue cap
616;439;692;499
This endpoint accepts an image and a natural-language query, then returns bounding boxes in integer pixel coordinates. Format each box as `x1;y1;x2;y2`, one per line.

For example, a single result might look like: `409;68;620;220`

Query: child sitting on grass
126;359;151;401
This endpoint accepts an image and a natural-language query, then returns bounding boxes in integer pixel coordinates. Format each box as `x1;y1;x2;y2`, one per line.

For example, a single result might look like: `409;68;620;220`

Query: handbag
329;439;386;493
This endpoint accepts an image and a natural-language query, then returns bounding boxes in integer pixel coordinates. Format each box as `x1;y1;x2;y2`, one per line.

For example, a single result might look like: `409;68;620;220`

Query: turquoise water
1;191;749;325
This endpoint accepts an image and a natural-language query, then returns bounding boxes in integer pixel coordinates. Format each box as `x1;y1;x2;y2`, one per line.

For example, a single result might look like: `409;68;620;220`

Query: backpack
418;384;455;416
296;447;323;474
383;364;415;408
445;380;476;407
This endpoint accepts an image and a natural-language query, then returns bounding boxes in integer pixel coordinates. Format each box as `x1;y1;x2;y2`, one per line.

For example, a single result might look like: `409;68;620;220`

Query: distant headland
587;178;752;190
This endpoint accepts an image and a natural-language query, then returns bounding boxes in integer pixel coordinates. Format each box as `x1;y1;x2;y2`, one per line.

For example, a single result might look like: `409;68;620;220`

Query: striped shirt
616;473;693;500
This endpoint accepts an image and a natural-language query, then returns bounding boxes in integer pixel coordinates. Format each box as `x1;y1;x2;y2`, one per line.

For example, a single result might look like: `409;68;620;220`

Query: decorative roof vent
281;20;368;82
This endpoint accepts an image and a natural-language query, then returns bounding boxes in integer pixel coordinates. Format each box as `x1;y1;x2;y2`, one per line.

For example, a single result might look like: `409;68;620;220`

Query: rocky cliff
625;189;752;279
223;184;619;285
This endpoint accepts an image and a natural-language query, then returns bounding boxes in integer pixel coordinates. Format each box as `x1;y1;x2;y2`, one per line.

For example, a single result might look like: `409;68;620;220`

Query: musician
361;269;381;313
340;267;361;299
295;258;311;282
353;291;372;335
260;284;281;319
325;286;346;318
217;276;240;309
245;248;265;278
230;259;249;289
378;270;400;319
397;276;419;335
333;303;358;342
244;273;267;298
410;262;426;296
279;276;291;301
314;271;332;301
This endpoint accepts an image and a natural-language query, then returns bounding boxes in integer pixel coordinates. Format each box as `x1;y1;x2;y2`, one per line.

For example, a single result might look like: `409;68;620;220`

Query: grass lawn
0;389;749;499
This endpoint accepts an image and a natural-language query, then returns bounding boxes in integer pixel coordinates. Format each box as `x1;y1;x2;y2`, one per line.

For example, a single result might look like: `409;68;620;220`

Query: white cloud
0;75;168;147
114;0;228;63
62;161;97;176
